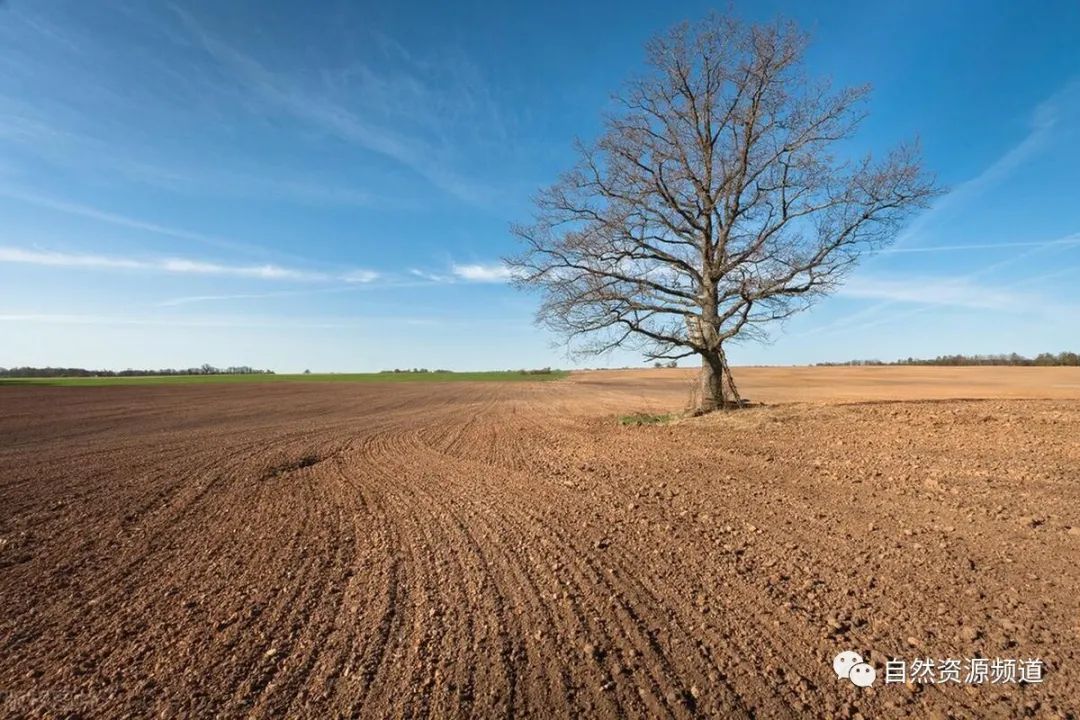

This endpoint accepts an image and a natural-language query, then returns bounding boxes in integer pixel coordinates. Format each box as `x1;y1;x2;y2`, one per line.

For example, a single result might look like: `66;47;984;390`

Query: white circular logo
849;662;877;687
832;650;863;679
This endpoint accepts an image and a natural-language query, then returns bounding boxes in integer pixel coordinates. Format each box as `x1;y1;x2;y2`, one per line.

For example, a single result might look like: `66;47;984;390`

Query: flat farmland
2;367;1079;718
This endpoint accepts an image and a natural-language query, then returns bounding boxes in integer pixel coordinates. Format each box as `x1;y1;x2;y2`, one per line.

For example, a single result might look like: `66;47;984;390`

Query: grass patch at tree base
618;412;676;426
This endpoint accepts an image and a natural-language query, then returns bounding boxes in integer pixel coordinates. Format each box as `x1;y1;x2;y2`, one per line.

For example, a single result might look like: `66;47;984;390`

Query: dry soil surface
2;368;1080;719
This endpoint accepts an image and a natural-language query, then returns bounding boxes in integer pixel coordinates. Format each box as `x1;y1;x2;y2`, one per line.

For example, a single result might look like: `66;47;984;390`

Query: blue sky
1;0;1078;371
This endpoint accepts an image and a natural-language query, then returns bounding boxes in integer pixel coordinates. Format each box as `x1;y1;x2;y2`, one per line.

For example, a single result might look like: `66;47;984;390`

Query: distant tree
509;12;938;412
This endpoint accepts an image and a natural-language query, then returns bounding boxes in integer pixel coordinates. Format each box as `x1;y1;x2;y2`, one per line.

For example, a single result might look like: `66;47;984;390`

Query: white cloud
157;292;288;307
881;233;1080;254
0;247;141;270
0;101;402;211
0;247;327;281
0;187;267;257
408;268;449;282
838;275;1033;311
171;6;494;205
0;312;434;329
0;246;385;290
450;262;519;283
894;80;1079;249
343;269;380;283
801;76;1080;338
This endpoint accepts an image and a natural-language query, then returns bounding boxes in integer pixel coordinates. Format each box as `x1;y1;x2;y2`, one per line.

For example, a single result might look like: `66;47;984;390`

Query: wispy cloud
880;234;1080;254
157;291;299;307
408;268;450;282
833;267;1080;341
821;262;1080;338
799;230;1080;338
0;312;434;329
170;5;496;205
798;80;1080;337
894;80;1079;249
0;7;426;212
0;247;319;280
0;95;405;210
343;269;380;283
0;187;268;257
0;247;378;283
157;277;437;308
838;276;1037;311
450;262;520;283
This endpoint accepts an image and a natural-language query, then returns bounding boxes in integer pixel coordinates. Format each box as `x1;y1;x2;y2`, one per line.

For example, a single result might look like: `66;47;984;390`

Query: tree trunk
697;347;742;413
698;352;726;413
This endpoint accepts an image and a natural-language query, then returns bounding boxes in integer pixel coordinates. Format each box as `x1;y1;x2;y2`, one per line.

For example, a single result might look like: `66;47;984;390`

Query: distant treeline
0;364;275;378
818;352;1080;367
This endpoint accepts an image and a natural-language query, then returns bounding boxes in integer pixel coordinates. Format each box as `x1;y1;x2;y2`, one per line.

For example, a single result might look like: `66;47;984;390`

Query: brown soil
2;368;1079;719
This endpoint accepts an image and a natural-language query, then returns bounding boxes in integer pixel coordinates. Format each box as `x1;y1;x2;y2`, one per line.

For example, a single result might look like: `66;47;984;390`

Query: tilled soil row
1;379;1078;719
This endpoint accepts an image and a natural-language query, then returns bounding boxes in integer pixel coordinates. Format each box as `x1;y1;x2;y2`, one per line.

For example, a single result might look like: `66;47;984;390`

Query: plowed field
2;368;1079;719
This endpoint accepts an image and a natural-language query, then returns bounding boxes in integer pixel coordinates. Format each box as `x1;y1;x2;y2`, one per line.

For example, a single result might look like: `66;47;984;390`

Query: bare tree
508;14;939;412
